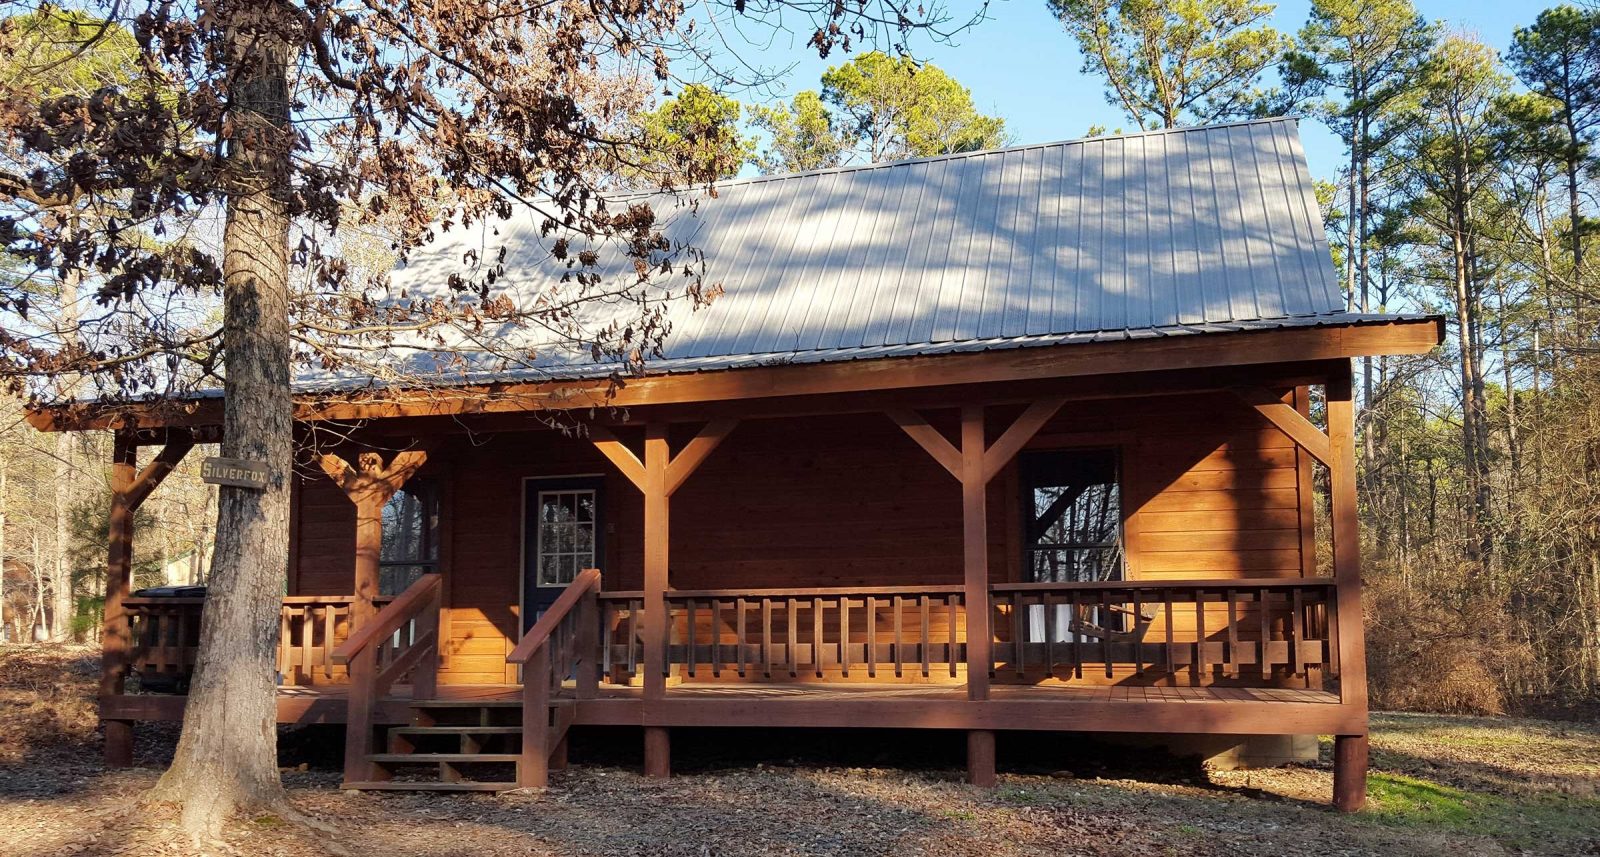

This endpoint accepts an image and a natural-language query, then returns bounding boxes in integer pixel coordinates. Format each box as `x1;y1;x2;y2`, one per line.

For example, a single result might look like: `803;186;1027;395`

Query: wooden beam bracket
1231;386;1332;466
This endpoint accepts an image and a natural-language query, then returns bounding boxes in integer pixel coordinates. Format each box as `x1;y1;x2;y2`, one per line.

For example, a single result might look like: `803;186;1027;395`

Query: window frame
1016;447;1127;584
377;478;440;596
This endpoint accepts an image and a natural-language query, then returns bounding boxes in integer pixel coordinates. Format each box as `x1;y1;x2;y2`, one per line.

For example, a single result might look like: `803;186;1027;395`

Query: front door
522;477;604;632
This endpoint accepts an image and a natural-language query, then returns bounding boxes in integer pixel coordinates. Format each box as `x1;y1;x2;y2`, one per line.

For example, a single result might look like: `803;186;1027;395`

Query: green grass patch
1365;772;1600;851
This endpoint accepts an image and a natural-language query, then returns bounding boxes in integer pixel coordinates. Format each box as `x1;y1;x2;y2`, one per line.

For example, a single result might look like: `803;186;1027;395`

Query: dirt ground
3;645;1598;857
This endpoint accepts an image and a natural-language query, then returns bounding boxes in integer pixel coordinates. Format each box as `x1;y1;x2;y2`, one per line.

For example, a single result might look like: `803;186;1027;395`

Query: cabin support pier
1333;734;1369;812
967;730;996;787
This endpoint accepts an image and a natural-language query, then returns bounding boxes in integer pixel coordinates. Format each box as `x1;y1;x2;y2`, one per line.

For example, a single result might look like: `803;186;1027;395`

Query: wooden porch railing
507;567;601;788
331;573;442;783
124;593;395;688
596;578;1336;688
989;578;1338;683
600;585;968;683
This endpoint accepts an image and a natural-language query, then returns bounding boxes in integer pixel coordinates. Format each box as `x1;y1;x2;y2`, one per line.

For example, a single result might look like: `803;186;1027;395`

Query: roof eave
26;314;1444;434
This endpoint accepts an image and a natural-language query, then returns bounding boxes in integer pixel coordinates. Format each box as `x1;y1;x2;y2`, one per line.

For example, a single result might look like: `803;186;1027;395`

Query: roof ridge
619;116;1304;201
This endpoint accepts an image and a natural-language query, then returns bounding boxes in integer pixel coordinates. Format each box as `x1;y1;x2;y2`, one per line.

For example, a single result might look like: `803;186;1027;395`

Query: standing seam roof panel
385;118;1351;369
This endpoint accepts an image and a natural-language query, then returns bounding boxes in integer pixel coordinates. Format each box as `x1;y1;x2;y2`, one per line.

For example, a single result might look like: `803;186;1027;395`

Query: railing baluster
1259;588;1272;680
686;598;697;678
787;598;799;678
1226;589;1239;678
301;605;314;683
736;597;748;678
814;597;825;678
1131;589;1144;676
628;599;640;679
919;595;931;678
1043;592;1055;678
712;598;724;678
1163;590;1175;677
602;601;616;683
1098;590;1112;679
1071;592;1084;679
867;596;878;678
1012;592;1025;678
948;594;960;678
762;597;774;679
840;596;851;678
1194;588;1207;681
892;595;904;678
1291;587;1304;677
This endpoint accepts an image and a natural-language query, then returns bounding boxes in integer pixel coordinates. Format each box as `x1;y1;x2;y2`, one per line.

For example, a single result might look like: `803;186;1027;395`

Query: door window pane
536;489;597;588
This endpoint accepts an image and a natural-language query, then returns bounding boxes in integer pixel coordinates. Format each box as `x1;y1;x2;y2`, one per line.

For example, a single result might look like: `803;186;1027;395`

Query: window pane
1021;450;1123;583
382;485;436;560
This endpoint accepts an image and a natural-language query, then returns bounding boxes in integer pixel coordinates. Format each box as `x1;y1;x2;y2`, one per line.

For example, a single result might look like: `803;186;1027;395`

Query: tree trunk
51;433;74;640
148;4;296;841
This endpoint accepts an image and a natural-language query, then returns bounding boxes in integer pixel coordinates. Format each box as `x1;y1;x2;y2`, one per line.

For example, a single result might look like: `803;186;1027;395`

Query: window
534;488;597;589
1020;449;1124;583
379;482;439;595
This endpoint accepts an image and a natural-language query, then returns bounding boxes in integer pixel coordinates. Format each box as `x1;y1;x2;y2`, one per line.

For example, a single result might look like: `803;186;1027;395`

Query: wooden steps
341;698;568;793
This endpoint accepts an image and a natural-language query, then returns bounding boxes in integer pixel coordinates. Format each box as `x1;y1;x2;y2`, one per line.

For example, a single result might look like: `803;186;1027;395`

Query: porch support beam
1327;365;1368;810
592;420;739;779
1231;386;1332;466
102;432;194;767
318;449;428;625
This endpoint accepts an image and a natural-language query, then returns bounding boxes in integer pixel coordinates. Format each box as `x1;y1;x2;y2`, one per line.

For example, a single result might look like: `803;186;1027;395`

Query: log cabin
28;117;1442;810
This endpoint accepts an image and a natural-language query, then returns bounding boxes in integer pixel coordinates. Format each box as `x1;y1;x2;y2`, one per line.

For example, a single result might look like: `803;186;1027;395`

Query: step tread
369;753;520;763
342;780;516;792
390;726;523;735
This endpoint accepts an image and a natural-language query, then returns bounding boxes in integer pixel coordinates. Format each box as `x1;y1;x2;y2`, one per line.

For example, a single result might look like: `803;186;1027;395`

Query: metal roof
372;118;1358;386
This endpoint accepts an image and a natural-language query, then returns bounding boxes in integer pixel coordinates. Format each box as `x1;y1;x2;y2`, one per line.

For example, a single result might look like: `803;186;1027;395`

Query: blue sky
739;0;1539;184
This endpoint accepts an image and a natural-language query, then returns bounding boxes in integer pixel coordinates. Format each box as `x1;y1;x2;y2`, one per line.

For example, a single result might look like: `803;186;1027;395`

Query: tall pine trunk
149;3;295;840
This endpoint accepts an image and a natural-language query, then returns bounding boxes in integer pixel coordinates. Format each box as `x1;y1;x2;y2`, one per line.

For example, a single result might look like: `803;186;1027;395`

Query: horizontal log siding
285;391;1313;686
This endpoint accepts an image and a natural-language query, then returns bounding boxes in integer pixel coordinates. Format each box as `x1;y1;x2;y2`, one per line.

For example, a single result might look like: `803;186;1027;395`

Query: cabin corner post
1328;366;1369;811
101;432;139;767
100;431;195;767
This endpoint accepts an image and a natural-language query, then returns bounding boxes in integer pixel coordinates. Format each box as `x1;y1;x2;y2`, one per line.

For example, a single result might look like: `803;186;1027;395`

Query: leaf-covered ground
3;645;1597;856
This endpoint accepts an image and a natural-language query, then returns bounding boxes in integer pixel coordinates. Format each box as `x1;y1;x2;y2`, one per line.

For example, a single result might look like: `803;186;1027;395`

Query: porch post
642;425;669;702
101;431;195;767
959;407;991;703
891;400;1065;787
591;420;737;780
318;450;428;626
102;433;138;767
1327;365;1369;811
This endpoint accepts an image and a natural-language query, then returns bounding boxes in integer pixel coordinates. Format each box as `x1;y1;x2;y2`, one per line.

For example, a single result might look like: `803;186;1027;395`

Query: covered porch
82;328;1422;810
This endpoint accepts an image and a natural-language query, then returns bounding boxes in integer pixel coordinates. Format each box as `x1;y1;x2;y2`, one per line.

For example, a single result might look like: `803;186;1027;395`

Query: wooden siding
286;391;1315;686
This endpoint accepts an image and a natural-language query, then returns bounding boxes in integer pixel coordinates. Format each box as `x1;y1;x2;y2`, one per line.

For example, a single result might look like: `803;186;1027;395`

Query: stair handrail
331;572;443;786
331;573;442;666
508;567;601;789
507;567;603;666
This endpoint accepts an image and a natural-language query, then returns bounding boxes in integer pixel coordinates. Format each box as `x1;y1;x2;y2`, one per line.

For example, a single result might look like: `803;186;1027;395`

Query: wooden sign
201;456;271;490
